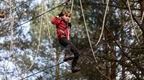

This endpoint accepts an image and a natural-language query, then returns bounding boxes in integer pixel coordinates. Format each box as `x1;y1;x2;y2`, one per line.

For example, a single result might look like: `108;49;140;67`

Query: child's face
62;14;70;22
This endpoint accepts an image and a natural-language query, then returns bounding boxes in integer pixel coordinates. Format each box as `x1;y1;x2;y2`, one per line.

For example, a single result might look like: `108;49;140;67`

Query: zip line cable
21;61;65;80
16;1;69;28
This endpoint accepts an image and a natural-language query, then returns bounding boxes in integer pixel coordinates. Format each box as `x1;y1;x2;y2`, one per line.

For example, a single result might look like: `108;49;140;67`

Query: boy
51;10;80;73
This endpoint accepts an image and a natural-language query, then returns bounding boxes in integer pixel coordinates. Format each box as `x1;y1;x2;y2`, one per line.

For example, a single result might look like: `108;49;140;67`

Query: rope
141;11;144;23
70;0;74;13
22;0;73;80
4;0;23;79
23;2;45;76
121;0;144;34
16;2;68;28
105;25;144;72
79;0;96;62
46;14;51;40
3;0;13;79
95;0;109;47
20;61;65;80
37;2;44;58
68;0;74;25
79;0;111;80
140;11;144;36
9;0;14;54
120;0;144;72
127;0;140;43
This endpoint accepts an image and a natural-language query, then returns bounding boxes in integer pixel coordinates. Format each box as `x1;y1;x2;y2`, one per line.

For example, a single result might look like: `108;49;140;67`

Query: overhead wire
20;61;65;80
16;1;68;28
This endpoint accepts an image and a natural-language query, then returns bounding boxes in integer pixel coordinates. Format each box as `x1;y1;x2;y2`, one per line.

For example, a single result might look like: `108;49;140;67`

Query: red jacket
51;17;70;40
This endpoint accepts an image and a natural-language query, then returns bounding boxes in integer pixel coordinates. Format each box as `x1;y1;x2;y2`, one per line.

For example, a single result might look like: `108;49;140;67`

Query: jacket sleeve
51;16;61;26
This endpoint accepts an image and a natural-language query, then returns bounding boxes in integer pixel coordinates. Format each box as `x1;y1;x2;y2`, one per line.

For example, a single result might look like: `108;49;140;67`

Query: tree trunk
104;28;111;80
110;46;116;80
55;49;60;80
121;53;126;80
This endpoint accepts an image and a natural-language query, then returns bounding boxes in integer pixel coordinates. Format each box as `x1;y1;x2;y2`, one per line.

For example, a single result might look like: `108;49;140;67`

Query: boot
63;55;74;62
71;66;80;73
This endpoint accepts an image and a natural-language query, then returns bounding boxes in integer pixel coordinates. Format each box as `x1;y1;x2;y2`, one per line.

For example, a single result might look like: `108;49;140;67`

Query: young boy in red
51;10;80;73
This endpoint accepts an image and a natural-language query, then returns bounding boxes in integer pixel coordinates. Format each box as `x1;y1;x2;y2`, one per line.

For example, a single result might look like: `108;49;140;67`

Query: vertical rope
37;7;43;55
9;0;14;54
79;0;96;62
47;15;51;40
80;0;111;80
141;12;144;23
70;0;74;13
21;0;43;77
95;0;109;47
4;0;15;79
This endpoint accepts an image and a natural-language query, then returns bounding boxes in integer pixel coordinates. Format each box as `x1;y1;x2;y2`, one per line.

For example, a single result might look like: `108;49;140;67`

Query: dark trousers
59;37;79;68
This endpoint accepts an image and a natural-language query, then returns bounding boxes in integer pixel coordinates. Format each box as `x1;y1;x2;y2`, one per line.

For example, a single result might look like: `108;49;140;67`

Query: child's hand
68;23;71;28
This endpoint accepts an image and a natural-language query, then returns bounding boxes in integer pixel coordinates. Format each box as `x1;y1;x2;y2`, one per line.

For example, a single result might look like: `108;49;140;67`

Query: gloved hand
68;23;71;28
